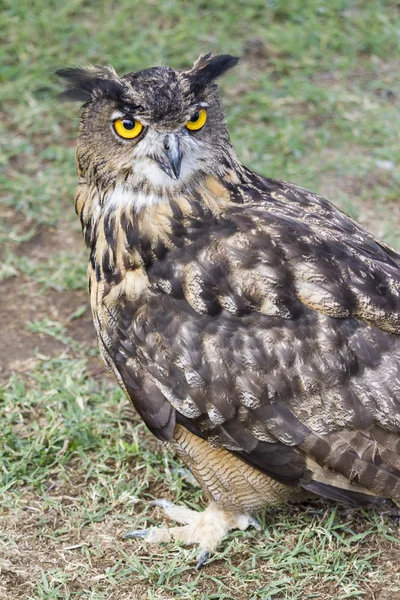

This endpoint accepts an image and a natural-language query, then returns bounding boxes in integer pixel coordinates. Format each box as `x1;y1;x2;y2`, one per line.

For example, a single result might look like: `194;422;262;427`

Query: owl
58;54;400;568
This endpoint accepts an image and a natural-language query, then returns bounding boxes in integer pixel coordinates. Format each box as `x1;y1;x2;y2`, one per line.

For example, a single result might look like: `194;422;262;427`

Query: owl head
58;54;239;195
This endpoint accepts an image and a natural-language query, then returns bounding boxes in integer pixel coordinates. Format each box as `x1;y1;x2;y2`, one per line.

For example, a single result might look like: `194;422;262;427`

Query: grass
1;0;400;598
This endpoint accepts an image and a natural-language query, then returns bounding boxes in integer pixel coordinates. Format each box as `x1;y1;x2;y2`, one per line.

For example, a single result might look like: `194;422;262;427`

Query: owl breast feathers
59;53;400;515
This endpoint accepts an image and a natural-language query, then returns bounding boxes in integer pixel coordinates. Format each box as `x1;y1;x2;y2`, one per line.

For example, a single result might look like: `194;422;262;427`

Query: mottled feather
61;54;400;509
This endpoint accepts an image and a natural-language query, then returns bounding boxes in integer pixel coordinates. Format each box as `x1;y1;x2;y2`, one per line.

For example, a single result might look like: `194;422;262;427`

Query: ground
1;1;400;598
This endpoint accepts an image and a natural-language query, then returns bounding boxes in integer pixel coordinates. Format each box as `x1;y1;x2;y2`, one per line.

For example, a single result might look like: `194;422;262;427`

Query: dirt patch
0;207;97;384
0;275;97;383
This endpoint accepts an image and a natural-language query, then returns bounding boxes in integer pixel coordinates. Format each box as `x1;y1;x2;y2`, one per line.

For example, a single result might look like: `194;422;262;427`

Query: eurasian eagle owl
58;54;400;568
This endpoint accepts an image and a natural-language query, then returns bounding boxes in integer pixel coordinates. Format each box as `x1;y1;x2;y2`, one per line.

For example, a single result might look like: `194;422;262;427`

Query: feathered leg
124;425;305;566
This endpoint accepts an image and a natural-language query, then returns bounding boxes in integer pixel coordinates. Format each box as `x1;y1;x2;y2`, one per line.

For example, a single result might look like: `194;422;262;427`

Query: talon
172;467;199;486
124;529;148;539
248;516;262;531
123;502;256;558
172;467;191;478
196;550;210;569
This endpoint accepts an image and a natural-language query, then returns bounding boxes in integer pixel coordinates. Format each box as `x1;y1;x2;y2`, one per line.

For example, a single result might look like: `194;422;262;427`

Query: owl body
60;55;400;556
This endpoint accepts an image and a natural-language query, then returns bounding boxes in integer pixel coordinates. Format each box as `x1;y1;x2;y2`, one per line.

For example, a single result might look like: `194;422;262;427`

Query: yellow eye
186;108;207;131
114;117;143;139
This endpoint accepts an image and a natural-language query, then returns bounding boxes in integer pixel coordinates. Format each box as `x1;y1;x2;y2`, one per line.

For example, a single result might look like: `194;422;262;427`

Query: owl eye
114;117;143;139
186;108;207;131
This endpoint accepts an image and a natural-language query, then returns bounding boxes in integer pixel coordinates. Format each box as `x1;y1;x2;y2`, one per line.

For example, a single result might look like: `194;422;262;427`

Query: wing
94;170;400;502
224;169;400;334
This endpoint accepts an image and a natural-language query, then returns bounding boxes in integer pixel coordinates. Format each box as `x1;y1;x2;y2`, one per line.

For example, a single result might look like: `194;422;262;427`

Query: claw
124;529;148;539
172;467;199;486
248;516;262;531
124;502;259;562
196;550;210;569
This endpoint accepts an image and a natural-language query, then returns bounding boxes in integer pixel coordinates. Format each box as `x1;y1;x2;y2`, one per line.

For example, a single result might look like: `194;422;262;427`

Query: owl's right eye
114;118;143;139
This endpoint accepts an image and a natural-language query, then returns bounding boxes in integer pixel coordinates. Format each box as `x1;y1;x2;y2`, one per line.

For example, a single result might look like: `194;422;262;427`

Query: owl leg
124;500;260;568
125;425;296;567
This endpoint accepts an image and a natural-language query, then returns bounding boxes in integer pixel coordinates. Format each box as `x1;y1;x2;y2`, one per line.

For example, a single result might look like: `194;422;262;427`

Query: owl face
58;55;239;199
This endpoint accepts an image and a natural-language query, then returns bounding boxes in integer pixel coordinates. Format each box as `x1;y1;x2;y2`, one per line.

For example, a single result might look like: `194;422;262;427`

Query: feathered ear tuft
56;65;124;103
187;53;239;93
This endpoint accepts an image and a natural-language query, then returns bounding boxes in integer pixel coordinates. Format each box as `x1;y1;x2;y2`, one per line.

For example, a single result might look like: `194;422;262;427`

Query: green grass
1;357;399;598
1;0;400;598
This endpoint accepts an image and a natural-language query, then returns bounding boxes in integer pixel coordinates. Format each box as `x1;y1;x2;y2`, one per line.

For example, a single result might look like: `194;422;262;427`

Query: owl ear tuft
187;53;239;93
56;65;124;103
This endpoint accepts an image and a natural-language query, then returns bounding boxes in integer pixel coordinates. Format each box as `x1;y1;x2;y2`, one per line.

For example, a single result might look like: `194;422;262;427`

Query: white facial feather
105;184;162;211
134;129;211;185
103;129;214;212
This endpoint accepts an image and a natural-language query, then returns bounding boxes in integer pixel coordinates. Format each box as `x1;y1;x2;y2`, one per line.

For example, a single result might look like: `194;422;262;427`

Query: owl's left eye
186;108;207;131
114;118;143;139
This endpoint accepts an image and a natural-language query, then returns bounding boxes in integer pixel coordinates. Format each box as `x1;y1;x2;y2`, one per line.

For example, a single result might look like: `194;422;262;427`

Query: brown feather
68;58;400;508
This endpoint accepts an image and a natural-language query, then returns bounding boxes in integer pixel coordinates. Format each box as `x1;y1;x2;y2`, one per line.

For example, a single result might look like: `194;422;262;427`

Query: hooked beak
155;133;182;180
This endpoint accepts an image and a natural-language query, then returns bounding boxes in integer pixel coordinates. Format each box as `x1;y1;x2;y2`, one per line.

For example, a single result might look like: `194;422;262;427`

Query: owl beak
156;133;182;180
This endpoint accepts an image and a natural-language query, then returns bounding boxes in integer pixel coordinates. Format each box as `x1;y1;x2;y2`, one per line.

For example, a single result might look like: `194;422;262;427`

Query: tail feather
301;427;400;503
300;479;375;506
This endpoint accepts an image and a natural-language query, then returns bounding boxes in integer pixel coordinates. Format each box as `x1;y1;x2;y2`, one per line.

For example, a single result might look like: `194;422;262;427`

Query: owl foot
124;500;261;568
171;467;199;487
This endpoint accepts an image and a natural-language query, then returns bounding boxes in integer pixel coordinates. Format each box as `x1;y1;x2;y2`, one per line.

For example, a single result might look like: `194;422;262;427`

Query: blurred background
1;1;400;599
